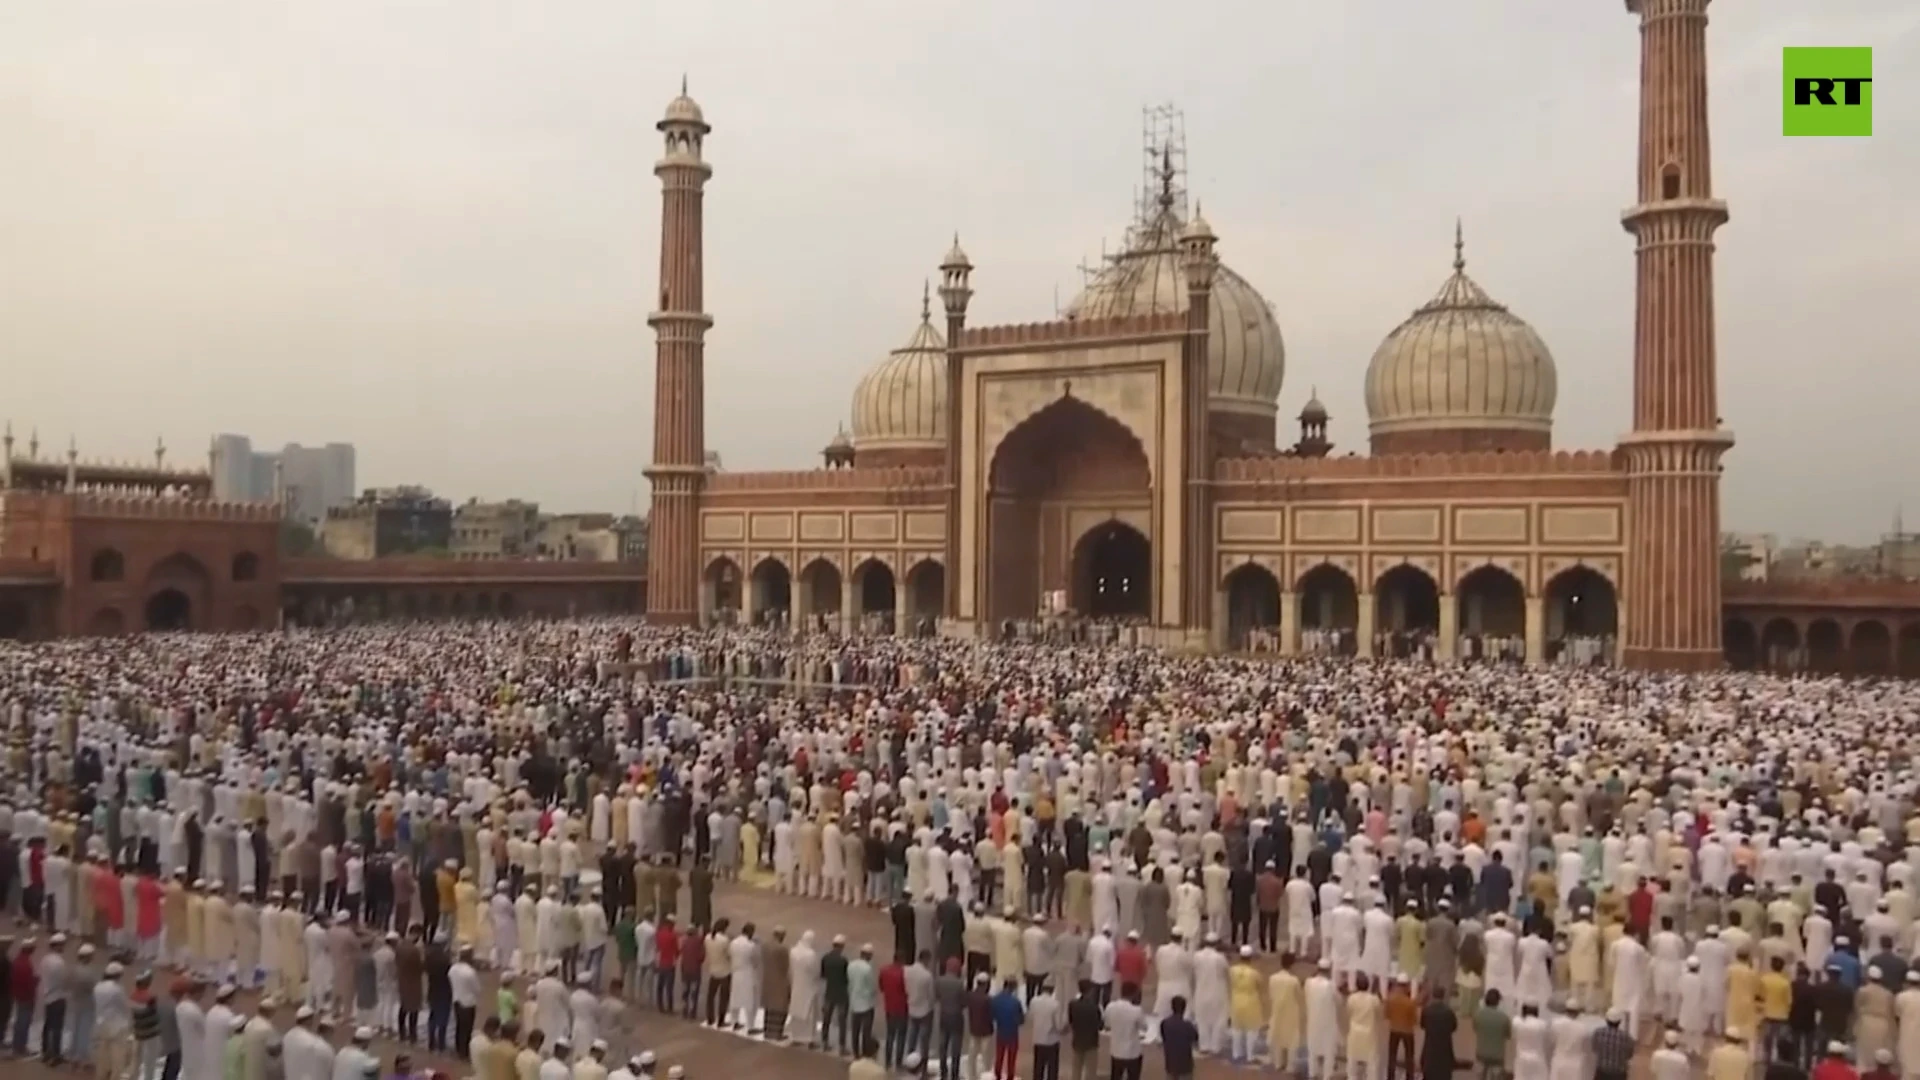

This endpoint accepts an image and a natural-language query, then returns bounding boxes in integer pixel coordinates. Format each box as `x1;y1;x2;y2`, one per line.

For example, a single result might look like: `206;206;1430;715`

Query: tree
280;519;320;556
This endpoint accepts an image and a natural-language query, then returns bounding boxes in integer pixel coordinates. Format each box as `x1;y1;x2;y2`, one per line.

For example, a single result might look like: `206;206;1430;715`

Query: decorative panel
1219;509;1284;543
1294;507;1362;544
1370;552;1443;586
1371;507;1441;544
796;551;843;573
1452;506;1529;544
798;513;845;542
1540;555;1620;589
1219;552;1285;584
1542;506;1621;545
1067;507;1152;550
1291;553;1362;589
748;513;794;542
701;513;745;542
904;511;946;542
703;549;745;573
1450;553;1532;592
850;512;898;543
749;550;790;571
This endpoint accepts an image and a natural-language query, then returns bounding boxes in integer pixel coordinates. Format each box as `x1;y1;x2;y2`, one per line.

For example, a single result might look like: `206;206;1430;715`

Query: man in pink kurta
135;870;165;963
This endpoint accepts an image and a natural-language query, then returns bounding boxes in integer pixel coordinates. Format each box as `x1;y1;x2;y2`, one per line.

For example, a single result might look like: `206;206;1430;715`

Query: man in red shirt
1813;1041;1860;1080
878;954;910;1069
1114;930;1149;1003
653;915;680;1012
9;939;37;1055
1627;878;1656;937
134;871;165;965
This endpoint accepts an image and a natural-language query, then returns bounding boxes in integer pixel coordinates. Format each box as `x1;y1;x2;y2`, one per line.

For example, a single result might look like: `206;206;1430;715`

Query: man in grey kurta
1424;904;1459;995
1137;869;1172;947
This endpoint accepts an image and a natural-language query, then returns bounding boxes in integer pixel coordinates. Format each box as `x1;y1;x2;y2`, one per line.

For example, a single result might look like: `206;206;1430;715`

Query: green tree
280;519;319;556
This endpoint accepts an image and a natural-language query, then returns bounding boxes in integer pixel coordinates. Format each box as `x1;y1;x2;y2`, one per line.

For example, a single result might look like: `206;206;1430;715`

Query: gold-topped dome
850;283;947;456
1066;197;1285;429
1362;223;1557;454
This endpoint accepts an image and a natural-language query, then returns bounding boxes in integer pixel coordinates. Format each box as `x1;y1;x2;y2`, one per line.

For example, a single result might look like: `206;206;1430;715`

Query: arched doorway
904;560;945;635
1296;563;1358;655
704;557;742;624
798;558;843;633
986;396;1152;623
1901;624;1920;679
1760;618;1801;671
144;553;211;633
749;558;792;628
1545;566;1619;649
145;589;192;631
1723;618;1759;670
853;559;896;633
1073;522;1152;619
1851;620;1893;676
1374;564;1440;658
1456;565;1526;641
0;600;29;640
1806;619;1844;673
90;548;125;582
1223;562;1281;651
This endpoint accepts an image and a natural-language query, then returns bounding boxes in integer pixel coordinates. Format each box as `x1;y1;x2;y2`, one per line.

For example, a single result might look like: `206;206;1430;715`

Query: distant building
320;486;452;560
210;434;356;526
452;498;542;560
1722;533;1777;581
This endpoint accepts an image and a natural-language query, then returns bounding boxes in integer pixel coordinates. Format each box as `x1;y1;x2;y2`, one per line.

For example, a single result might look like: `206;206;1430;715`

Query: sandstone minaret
1620;0;1733;670
1177;206;1217;637
644;80;712;625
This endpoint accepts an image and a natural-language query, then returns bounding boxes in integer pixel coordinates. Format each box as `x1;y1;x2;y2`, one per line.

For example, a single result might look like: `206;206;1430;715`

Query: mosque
644;0;1735;671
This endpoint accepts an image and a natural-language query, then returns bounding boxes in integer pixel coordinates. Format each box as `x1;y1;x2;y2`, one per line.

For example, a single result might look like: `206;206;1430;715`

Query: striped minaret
1620;0;1734;670
644;80;712;626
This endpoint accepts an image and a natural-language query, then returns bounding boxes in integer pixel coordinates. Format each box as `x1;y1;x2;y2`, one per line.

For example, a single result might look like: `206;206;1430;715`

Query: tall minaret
1619;0;1733;670
644;79;713;626
938;236;973;623
1177;206;1217;636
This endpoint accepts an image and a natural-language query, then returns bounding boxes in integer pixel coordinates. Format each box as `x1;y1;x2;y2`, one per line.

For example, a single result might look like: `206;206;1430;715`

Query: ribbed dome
850;287;948;451
660;78;707;128
1065;205;1285;420
1363;226;1557;447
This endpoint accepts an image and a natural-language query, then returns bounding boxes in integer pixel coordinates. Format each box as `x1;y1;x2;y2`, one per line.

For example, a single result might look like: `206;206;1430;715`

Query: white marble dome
1363;231;1557;442
1066;206;1285;421
850;292;947;451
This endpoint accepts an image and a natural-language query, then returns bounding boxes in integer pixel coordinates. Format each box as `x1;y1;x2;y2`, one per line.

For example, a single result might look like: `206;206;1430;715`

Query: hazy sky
4;2;1915;540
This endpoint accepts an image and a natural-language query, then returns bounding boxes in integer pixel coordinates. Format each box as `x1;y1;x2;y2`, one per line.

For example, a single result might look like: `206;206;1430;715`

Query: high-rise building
209;434;356;525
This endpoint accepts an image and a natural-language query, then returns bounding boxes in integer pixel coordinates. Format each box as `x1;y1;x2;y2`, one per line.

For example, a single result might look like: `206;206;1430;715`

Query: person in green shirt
1474;989;1512;1080
497;975;520;1027
615;911;640;997
222;1016;248;1080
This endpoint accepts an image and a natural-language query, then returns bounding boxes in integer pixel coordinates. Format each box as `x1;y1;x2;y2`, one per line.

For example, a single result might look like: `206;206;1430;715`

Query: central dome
1065;203;1286;434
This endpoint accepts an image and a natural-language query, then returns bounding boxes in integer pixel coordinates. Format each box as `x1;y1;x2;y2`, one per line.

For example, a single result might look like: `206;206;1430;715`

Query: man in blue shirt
987;977;1025;1080
1159;995;1199;1080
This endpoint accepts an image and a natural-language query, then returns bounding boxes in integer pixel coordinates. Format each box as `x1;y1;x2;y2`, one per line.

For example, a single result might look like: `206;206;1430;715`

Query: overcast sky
4;1;1915;540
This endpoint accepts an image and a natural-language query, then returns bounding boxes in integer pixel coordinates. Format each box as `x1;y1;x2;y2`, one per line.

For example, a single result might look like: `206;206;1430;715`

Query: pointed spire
1157;146;1176;212
29;429;39;459
681;74;688;95
920;279;931;322
1453;218;1466;272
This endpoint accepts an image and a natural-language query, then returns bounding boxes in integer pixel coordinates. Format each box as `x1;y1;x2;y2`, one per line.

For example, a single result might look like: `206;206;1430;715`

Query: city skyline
6;1;1917;540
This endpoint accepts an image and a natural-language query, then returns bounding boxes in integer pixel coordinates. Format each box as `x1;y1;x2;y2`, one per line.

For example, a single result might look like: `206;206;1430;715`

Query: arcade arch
1223;562;1281;651
704;556;742;624
1296;563;1358;654
749;558;792;627
1072;522;1151;619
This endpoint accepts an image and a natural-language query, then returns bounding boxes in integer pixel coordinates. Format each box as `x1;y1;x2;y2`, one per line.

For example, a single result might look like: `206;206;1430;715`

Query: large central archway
1072;522;1152;618
145;589;192;631
985;395;1152;623
144;553;211;633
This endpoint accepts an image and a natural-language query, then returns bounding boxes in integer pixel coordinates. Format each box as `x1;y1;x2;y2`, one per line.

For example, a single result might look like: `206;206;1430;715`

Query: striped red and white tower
1619;0;1733;670
644;80;712;625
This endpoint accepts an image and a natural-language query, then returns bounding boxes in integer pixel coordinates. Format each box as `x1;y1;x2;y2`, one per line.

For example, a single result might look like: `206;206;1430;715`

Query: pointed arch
1850;620;1892;676
750;556;793;623
1723;617;1758;670
1456;564;1526;637
1760;617;1801;671
1072;521;1152;618
903;558;945;633
1545;565;1618;641
1805;618;1844;673
1374;563;1440;634
704;555;743;619
1295;562;1358;655
987;392;1155;492
852;557;897;630
1223;561;1281;650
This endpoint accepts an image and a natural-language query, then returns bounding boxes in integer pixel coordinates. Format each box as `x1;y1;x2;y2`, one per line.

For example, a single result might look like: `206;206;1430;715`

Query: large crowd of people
0;618;1918;1080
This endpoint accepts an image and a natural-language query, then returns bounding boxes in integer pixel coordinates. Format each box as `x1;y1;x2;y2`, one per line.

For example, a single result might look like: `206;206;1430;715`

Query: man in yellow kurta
1227;946;1265;1065
164;871;190;968
455;868;481;948
1725;951;1760;1045
185;880;208;980
1267;958;1304;1071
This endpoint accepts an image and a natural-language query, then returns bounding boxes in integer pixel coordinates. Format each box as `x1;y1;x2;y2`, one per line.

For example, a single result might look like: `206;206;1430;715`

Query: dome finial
920;279;931;322
681;73;688;95
1453;217;1466;272
1157;147;1176;213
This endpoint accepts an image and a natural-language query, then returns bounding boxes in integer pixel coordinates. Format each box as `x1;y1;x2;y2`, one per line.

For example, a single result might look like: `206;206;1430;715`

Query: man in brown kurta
761;927;793;1042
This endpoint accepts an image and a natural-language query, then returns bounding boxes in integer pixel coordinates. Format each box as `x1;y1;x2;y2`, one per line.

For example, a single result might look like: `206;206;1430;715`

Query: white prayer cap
353;1026;374;1042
